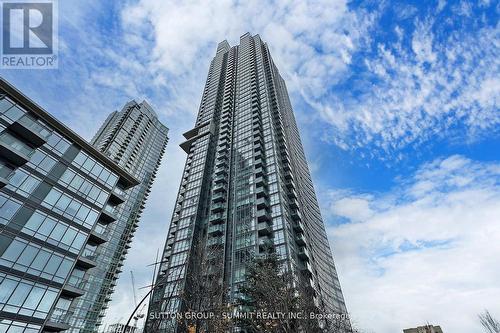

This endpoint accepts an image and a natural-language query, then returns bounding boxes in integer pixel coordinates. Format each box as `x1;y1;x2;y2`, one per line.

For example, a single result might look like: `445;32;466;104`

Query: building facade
104;323;141;333
147;33;348;332
67;101;169;332
0;78;138;333
403;325;443;333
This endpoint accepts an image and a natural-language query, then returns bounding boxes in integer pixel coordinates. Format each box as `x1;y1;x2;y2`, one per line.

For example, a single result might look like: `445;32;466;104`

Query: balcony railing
49;307;74;324
112;186;126;197
82;247;97;261
66;275;88;290
0;163;13;180
18;114;51;139
103;204;118;215
208;224;224;236
0;132;34;157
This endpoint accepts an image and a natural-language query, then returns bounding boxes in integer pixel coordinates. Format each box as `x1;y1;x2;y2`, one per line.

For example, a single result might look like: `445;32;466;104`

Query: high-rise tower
0;79;138;333
147;33;348;331
67;101;169;332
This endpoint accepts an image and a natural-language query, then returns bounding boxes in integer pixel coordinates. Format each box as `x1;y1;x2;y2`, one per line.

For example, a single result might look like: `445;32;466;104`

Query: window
45;132;70;155
172;240;189;253
0;273;58;319
42;188;99;228
0;237;74;283
0;319;41;333
22;212;87;254
28;151;56;174
0;194;21;225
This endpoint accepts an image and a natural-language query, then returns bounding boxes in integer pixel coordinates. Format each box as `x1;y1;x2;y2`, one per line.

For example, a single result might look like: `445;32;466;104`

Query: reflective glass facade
0;79;138;333
65;100;169;332
147;33;348;332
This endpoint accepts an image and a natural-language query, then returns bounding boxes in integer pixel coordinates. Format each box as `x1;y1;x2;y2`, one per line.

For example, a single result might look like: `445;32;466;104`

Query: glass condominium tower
67;101;169;332
0;78;138;333
147;33;348;331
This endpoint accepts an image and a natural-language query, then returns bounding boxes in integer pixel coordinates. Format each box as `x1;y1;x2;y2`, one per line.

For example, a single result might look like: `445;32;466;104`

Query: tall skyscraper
67;101;169;332
0;79;138;333
147;33;348;332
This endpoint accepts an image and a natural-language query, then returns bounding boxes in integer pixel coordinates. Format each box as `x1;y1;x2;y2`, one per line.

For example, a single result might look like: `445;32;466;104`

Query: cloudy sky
1;0;499;332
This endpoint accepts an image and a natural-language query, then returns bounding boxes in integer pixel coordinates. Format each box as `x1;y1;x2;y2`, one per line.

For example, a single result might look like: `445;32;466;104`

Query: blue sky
1;0;499;332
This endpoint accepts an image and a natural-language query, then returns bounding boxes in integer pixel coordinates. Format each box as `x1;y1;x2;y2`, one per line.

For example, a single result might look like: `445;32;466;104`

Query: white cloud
318;19;500;155
326;155;500;332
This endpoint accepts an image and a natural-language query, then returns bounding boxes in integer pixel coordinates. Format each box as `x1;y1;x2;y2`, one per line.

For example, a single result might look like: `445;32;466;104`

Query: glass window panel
84;209;98;226
30;250;50;271
43;255;62;275
49;223;66;241
44;189;61;206
8;282;31;306
71;233;86;252
8;170;27;187
37;217;56;236
0;97;14;113
76;205;90;222
60;169;75;185
60;228;76;246
2;239;25;262
21;286;43;310
55;194;71;211
24;212;44;232
65;201;80;217
37;289;56;312
55;259;72;279
71;175;84;191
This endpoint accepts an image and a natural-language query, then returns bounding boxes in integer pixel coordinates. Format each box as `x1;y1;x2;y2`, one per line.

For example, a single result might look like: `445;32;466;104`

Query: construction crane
130;271;145;330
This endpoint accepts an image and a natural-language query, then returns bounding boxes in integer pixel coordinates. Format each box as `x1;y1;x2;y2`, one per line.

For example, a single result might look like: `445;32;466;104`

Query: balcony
207;236;224;247
256;197;269;210
89;227;108;245
296;233;306;246
214;174;227;184
109;186;126;204
62;276;87;298
10;114;50;147
293;221;304;233
256;186;268;199
211;202;225;213
45;307;73;331
215;159;228;169
258;237;273;251
77;248;98;269
291;209;302;222
255;176;267;188
0;132;34;166
255;166;265;177
215;167;228;176
256;209;271;222
257;222;272;236
209;212;226;224
208;224;224;236
298;247;310;261
217;145;229;154
99;204;118;223
212;191;225;203
0;163;13;188
213;183;226;193
299;262;313;277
